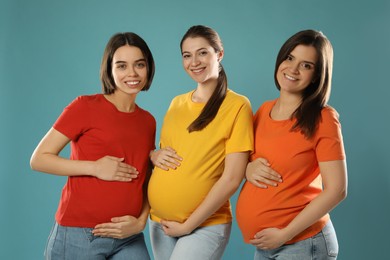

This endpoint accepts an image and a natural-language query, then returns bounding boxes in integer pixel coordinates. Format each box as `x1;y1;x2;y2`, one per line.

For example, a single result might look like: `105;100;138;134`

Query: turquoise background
1;0;389;259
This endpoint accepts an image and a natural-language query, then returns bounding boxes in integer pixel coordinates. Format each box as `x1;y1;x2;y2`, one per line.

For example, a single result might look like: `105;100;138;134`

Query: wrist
182;220;196;235
281;227;295;242
136;218;147;232
86;161;97;177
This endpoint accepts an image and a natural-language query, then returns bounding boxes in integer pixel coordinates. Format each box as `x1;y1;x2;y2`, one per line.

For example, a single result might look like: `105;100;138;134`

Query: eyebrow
289;54;316;65
114;58;146;64
182;47;208;55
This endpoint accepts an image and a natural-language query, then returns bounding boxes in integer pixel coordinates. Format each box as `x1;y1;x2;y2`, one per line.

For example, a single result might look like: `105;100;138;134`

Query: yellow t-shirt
148;89;253;226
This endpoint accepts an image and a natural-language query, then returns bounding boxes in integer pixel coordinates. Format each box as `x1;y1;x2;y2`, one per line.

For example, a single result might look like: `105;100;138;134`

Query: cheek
276;67;284;80
182;60;190;69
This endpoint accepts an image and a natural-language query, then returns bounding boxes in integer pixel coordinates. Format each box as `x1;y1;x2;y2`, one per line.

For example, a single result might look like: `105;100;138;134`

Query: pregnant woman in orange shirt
236;29;348;260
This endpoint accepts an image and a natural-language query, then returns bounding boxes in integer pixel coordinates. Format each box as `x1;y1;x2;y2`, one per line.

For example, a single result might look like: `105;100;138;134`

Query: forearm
283;188;346;241
136;198;151;231
30;128;96;177
30;152;96;177
184;152;249;231
184;175;241;230
283;160;347;241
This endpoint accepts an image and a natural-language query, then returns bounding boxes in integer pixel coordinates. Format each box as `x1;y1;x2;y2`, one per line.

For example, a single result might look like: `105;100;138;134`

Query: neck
192;79;217;103
272;93;302;120
106;91;136;112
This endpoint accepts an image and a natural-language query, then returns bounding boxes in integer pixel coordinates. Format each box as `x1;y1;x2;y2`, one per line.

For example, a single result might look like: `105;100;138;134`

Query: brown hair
100;32;155;94
274;29;334;138
180;25;227;132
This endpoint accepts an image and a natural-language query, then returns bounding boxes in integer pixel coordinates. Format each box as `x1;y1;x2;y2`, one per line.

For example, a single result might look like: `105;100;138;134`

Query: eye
116;64;126;70
300;62;314;70
199;51;208;56
182;53;191;59
286;55;293;61
135;62;146;69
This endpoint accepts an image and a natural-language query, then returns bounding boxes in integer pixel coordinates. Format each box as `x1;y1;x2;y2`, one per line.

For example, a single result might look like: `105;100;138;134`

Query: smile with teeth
125;80;141;86
191;67;206;73
284;73;297;81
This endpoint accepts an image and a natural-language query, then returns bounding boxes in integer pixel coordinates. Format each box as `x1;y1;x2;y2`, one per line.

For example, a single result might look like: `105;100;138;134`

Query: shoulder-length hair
100;32;155;94
180;25;227;132
274;29;334;139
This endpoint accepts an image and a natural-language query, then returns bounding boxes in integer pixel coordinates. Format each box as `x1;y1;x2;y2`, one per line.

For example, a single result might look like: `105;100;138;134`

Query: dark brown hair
180;25;227;132
100;32;155;94
274;29;334;138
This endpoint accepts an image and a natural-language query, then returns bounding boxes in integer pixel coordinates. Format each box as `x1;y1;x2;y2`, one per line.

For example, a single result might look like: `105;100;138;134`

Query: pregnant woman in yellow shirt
147;25;253;260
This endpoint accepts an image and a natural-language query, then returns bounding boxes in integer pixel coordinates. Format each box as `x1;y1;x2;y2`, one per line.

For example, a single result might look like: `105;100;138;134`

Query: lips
191;67;206;74
125;80;141;87
284;73;297;81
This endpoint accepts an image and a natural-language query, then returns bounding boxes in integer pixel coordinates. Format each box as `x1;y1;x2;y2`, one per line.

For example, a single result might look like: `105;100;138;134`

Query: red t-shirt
236;99;345;243
53;94;155;227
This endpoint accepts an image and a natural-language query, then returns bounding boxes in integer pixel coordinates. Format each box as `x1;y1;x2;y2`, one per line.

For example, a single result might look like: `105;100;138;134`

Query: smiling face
276;44;318;96
181;37;223;85
111;45;147;96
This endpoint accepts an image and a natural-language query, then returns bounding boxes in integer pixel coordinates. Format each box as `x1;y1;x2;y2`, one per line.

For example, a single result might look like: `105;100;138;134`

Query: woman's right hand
246;158;282;188
150;147;182;171
94;156;138;182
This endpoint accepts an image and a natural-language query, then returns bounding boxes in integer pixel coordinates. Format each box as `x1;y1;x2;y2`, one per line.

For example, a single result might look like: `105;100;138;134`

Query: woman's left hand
160;219;191;237
249;227;288;250
92;215;144;239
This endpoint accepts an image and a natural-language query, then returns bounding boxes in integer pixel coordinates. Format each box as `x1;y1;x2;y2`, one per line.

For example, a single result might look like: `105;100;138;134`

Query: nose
127;66;138;77
288;62;300;74
191;56;200;66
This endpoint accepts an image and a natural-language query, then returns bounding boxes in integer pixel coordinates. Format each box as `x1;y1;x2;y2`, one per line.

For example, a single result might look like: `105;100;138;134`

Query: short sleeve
315;107;346;162
53;96;90;141
226;97;254;154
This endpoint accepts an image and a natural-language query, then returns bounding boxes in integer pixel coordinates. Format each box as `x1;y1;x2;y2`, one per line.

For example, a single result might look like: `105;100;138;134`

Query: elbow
340;187;348;201
334;186;347;204
30;155;37;171
30;153;41;171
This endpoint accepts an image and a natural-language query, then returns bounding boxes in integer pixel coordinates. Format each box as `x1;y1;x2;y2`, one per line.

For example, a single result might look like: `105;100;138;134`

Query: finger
111;215;132;223
93;228;119;237
156;161;170;171
256;176;278;187
256;158;270;166
164;147;177;153
117;166;139;178
254;181;268;189
167;153;183;162
113;174;133;182
164;157;181;167
249;238;261;246
162;160;180;170
262;169;282;182
160;220;171;228
106;156;124;162
118;163;139;174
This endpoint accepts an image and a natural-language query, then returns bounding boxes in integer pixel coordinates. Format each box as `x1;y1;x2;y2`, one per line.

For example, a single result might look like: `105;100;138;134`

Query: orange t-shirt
236;99;345;243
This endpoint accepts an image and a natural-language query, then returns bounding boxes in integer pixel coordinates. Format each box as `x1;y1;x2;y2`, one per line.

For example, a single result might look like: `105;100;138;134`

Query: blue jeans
44;222;150;260
254;220;339;260
149;220;231;260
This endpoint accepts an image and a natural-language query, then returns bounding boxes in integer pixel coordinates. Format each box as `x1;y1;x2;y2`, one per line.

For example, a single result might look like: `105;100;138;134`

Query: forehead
113;45;144;61
182;37;212;52
290;45;318;63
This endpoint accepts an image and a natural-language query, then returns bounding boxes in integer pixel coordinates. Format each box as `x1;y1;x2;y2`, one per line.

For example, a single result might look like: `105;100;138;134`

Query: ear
217;50;224;62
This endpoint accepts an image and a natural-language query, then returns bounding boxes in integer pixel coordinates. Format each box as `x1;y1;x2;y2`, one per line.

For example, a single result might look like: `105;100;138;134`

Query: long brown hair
180;25;227;132
100;32;155;94
274;29;334;139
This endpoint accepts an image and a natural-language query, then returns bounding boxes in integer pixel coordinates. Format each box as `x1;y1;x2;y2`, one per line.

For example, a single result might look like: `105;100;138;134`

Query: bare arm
250;160;348;249
30;127;138;181
161;152;249;237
